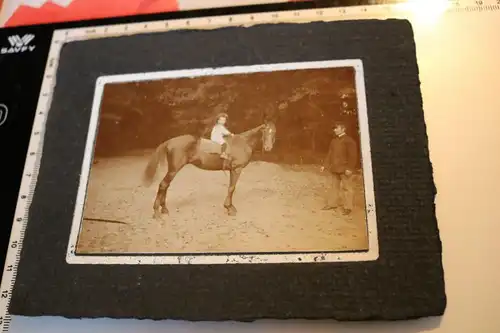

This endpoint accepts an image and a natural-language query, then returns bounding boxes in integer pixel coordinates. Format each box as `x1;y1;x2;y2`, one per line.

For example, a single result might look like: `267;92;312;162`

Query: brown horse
142;121;277;218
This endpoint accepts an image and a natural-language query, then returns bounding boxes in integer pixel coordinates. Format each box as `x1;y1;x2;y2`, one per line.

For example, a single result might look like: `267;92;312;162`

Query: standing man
320;121;358;215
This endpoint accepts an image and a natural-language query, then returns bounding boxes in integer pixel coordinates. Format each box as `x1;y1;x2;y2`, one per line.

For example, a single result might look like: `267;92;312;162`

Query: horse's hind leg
153;154;186;219
153;172;175;218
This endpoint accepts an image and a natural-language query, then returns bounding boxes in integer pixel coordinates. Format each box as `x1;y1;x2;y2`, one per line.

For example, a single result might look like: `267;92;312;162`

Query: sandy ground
76;154;369;254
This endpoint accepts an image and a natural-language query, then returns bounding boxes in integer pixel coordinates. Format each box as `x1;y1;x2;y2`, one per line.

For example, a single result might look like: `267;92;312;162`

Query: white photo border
66;59;379;265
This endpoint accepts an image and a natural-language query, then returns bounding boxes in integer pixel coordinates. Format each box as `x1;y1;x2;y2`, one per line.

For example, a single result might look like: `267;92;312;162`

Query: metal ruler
0;0;498;331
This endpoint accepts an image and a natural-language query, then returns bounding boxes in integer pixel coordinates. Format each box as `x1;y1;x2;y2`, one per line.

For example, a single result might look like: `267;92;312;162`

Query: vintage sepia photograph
67;60;378;264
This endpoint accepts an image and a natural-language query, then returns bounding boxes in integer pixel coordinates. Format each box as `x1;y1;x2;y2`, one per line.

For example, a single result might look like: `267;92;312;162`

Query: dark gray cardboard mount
9;19;446;321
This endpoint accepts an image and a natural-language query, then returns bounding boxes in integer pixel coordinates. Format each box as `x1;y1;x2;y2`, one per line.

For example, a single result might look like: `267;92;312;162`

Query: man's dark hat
333;120;347;128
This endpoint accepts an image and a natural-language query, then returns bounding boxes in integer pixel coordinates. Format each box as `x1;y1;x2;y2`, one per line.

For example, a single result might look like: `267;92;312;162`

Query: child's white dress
211;124;231;145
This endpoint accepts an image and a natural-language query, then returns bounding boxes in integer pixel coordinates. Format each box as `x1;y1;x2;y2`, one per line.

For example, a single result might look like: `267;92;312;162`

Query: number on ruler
293;11;300;17
186;20;190;26
6;265;12;272
316;10;324;16
339;8;346;14
271;13;279;19
1;291;8;299
476;0;483;4
11;241;18;249
0;316;3;324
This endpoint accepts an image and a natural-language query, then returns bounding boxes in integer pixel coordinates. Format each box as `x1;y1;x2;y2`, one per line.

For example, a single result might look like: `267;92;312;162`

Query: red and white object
0;0;292;27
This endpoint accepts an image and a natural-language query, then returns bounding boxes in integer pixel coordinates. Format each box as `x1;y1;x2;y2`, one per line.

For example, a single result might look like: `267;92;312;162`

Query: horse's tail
142;141;169;187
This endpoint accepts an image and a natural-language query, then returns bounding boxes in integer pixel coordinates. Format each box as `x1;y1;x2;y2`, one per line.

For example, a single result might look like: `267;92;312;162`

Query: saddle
199;138;234;170
199;138;224;154
200;138;233;158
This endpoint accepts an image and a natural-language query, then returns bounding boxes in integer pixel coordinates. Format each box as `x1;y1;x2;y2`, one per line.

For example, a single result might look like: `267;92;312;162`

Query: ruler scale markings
0;30;61;332
0;1;499;331
61;1;500;41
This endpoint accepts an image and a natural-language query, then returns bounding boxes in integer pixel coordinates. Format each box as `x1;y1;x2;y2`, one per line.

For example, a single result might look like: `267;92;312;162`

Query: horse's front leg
224;167;242;216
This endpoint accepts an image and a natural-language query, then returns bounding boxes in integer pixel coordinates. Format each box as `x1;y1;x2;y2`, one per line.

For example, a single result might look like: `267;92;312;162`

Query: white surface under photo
4;1;500;333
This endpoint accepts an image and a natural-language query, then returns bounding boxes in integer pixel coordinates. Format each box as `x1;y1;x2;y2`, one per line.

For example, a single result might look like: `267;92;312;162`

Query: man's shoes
322;206;352;215
342;208;352;215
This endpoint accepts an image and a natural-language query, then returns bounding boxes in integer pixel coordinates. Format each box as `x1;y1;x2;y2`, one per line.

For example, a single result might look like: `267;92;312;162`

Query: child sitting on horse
210;113;233;161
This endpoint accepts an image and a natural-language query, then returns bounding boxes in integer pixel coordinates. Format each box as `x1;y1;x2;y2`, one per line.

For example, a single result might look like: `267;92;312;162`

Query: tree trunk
311;129;316;153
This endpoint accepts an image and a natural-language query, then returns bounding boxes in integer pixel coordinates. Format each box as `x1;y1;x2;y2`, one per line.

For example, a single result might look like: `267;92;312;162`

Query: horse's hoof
153;209;168;219
226;207;237;216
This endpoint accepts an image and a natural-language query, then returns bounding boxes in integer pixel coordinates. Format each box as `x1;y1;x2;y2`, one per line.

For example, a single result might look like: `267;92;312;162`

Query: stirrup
222;158;231;170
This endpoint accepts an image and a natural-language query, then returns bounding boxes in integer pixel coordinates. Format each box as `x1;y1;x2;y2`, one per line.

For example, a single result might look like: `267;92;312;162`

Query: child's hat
216;112;229;120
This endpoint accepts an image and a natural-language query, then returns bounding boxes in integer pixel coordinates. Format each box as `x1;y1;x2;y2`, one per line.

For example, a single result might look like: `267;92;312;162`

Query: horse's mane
238;124;266;138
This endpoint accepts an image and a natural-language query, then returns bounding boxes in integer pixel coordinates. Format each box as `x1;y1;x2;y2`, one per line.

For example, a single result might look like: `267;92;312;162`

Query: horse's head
262;121;276;152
